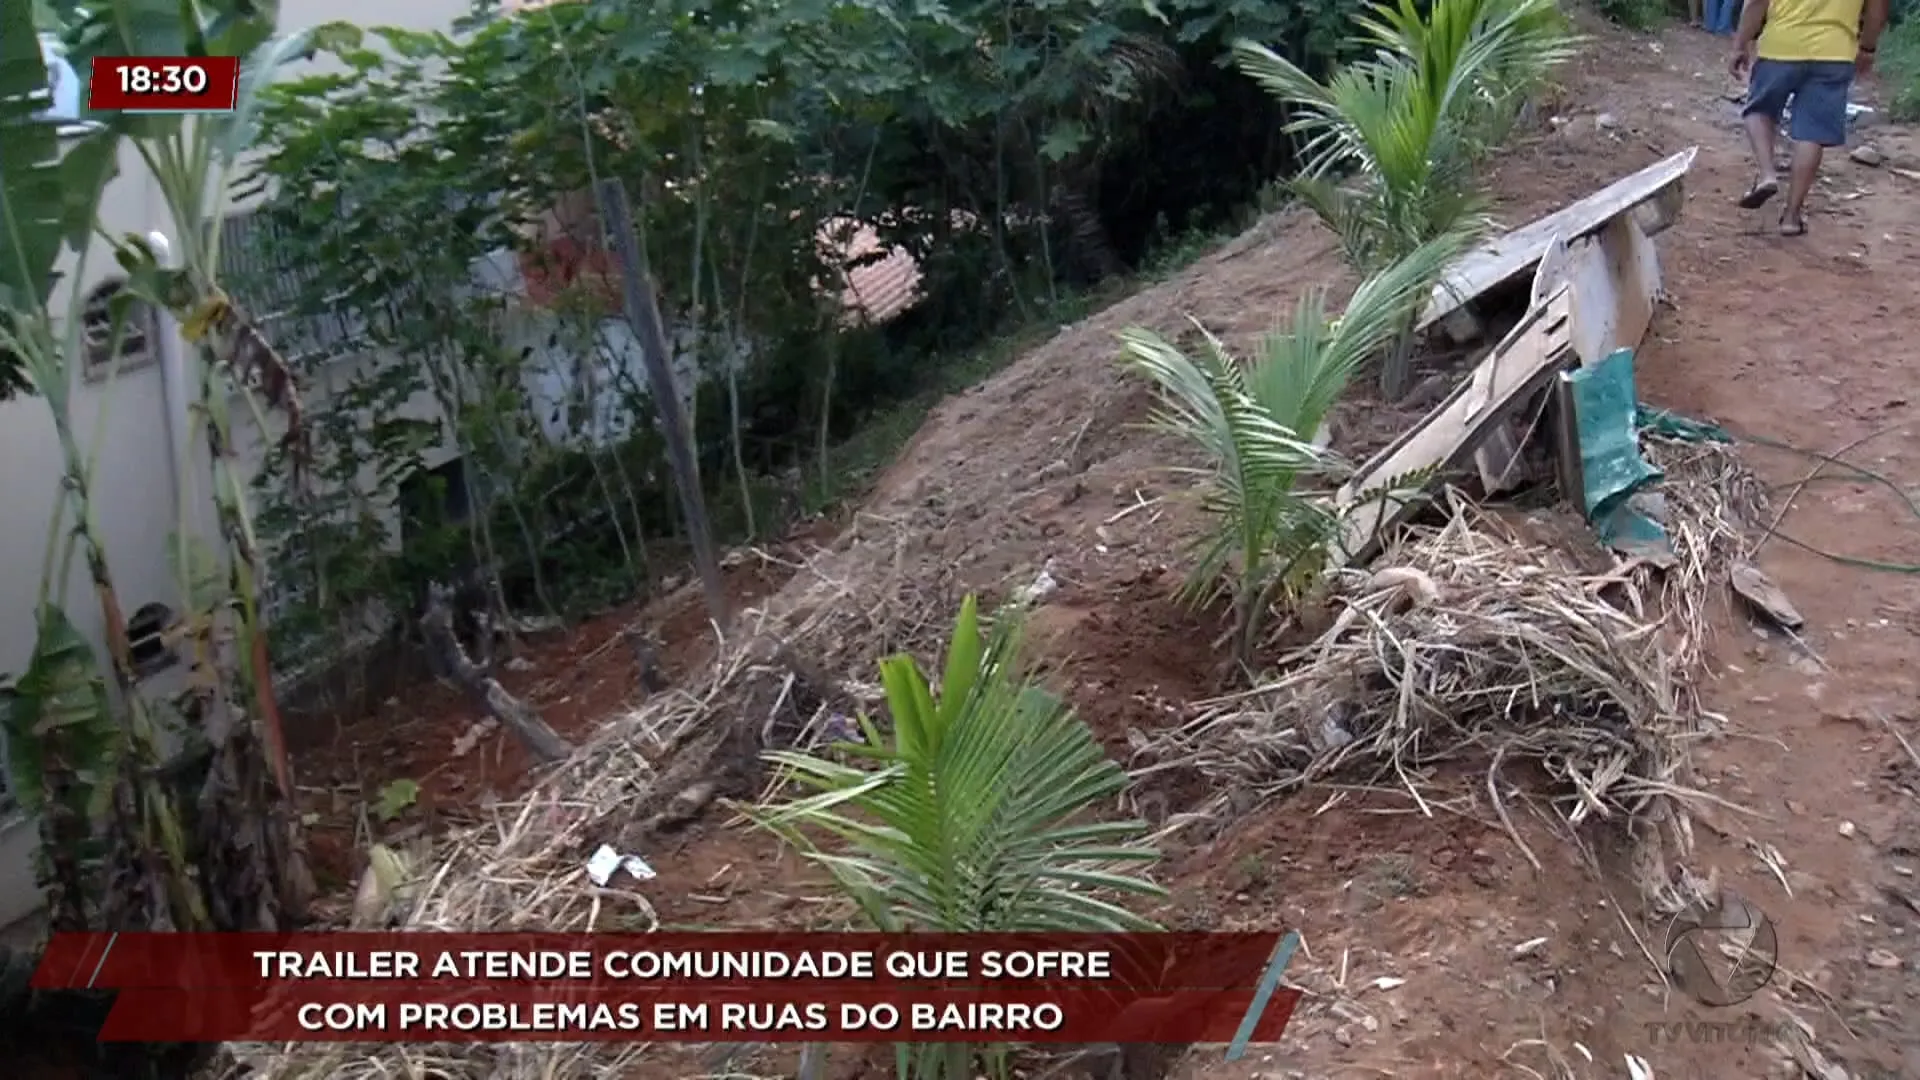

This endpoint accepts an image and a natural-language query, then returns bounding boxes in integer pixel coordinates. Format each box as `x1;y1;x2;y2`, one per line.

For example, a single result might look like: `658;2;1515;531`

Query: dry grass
222;524;971;1080
1137;435;1766;886
227;432;1766;1080
1145;493;1696;819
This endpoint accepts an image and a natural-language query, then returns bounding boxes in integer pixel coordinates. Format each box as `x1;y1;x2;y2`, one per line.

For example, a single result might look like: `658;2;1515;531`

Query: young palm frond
1119;233;1473;664
1118;325;1329;615
749;596;1163;936
1232;0;1578;270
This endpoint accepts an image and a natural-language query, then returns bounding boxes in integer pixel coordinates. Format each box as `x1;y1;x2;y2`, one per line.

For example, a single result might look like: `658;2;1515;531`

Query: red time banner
88;56;241;113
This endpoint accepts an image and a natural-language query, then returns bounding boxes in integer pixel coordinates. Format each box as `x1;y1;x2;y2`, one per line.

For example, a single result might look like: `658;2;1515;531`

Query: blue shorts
1744;59;1855;147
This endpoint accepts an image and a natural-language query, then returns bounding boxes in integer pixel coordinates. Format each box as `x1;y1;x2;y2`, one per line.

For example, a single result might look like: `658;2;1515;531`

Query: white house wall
0;0;483;934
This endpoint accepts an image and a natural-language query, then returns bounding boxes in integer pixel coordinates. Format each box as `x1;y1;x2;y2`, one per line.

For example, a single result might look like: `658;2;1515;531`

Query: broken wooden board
1529;213;1663;367
1332;287;1576;566
1472;419;1528;495
1418;147;1697;334
1549;370;1586;507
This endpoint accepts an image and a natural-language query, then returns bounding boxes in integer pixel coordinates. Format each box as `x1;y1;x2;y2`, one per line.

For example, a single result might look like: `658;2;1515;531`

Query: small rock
1595;112;1619;131
1513;937;1549;959
1439;306;1483;345
1850;145;1885;167
1866;948;1902;968
1840;820;1858;838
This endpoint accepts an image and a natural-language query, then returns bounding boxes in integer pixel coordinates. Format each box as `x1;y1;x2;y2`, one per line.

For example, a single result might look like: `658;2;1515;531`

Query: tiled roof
824;218;922;326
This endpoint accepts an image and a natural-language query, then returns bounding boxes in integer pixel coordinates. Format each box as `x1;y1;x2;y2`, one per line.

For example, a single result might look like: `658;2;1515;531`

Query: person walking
1729;0;1888;236
1706;0;1743;35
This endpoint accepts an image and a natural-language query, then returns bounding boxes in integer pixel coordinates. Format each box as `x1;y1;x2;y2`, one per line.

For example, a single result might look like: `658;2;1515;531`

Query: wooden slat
1417;147;1697;333
1332;288;1575;565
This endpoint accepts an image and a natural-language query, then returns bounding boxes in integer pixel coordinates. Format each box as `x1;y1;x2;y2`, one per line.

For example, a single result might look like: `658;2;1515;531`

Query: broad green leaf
213;30;318;164
0;6;121;323
374;778;420;822
3;605;121;819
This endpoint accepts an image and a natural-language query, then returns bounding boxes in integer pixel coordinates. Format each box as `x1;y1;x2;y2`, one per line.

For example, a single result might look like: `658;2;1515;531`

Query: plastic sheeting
1566;348;1668;554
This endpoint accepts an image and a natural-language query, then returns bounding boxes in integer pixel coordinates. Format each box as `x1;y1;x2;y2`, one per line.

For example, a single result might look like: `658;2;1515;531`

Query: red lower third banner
96;983;1301;1043
35;931;1302;1044
33;931;1279;990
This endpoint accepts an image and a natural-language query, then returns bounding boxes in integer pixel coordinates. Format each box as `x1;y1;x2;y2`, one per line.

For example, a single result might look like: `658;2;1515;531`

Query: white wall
0;0;483;933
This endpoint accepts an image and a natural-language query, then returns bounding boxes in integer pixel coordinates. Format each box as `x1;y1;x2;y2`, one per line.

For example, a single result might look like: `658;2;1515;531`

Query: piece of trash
587;843;656;886
821;713;861;743
1730;561;1803;630
1317;710;1356;751
451;718;500;759
1015;565;1059;605
352;844;411;929
1512;937;1549;959
1370;976;1405;991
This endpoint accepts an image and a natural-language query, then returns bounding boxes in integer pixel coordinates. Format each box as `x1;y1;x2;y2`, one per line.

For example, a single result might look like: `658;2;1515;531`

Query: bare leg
1744;112;1780;189
1781;141;1823;232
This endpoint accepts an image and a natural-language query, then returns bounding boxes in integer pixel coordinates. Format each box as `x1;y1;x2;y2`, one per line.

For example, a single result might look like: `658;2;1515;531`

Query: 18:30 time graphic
88;57;242;113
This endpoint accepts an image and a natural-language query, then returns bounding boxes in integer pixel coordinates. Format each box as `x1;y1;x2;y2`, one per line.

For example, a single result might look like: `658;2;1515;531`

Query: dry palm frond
223;520;976;1080
1139;491;1710;850
1633;434;1768;712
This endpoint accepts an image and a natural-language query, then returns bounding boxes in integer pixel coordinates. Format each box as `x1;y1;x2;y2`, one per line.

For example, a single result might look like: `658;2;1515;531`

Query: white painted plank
1332;289;1575;565
1531;213;1663;368
1418;147;1697;333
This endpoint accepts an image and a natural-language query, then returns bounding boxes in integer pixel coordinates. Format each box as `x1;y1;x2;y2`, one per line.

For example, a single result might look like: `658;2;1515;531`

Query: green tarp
1566;348;1668;554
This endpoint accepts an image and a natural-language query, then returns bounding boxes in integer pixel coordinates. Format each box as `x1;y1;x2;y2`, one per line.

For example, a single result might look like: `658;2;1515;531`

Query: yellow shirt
1757;0;1866;62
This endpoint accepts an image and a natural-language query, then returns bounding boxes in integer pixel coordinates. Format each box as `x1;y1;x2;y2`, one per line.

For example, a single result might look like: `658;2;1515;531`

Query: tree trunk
422;587;572;763
595;180;731;633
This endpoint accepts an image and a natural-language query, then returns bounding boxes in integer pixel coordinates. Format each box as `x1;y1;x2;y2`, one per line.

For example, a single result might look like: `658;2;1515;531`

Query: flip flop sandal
1739;180;1779;209
1779;215;1807;237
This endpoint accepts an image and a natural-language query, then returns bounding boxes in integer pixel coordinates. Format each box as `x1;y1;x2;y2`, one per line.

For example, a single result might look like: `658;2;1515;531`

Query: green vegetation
1233;0;1578;396
1120;233;1468;663
2;0;316;946
205;0;1386;671
1118;0;1573;663
1590;0;1671;30
749;595;1162;1078
1883;2;1920;122
3;7;1574;1069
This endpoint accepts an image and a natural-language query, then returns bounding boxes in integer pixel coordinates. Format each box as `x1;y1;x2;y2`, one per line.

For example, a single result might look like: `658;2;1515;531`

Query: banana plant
748;596;1164;1080
1118;231;1471;668
0;244;208;932
1232;0;1578;397
1;0;317;934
